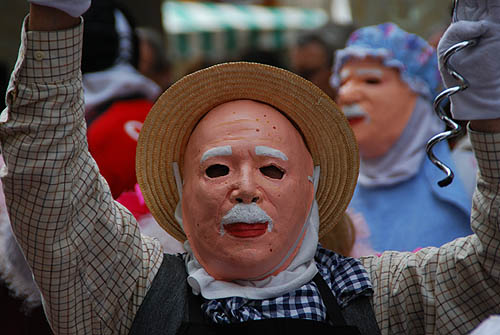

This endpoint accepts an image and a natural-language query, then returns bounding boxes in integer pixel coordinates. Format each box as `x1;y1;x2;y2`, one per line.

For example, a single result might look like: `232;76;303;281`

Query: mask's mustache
220;203;273;235
342;103;367;120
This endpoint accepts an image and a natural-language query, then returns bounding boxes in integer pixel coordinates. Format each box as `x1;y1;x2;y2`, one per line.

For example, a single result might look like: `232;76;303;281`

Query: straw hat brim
136;62;359;242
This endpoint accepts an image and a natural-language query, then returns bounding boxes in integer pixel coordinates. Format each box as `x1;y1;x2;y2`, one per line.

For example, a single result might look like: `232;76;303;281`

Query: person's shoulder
316;245;365;278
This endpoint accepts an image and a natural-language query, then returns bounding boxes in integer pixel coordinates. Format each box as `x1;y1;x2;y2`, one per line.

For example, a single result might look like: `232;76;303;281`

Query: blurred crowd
0;0;480;333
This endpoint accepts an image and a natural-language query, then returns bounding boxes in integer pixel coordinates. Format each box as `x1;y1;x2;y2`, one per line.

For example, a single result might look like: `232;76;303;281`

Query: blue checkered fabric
203;246;373;324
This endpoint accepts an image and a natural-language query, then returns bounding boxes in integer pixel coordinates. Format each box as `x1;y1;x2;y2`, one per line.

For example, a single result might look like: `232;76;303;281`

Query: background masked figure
331;23;472;253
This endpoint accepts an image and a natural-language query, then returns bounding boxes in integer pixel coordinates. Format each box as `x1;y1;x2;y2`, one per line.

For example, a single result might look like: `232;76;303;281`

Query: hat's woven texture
136;62;359;241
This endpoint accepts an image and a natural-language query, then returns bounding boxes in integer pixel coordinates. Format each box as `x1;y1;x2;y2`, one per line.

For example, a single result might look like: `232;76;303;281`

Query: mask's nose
337;78;363;107
229;167;262;204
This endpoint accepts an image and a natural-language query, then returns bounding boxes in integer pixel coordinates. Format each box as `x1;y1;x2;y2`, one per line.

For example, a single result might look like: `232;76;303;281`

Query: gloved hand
29;0;91;18
438;0;500;120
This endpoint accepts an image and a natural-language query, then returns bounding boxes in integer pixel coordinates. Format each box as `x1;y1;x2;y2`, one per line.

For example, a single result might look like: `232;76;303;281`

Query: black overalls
129;254;381;335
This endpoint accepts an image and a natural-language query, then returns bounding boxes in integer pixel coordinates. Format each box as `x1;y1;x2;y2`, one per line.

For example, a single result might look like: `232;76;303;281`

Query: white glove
29;0;91;18
438;0;500;120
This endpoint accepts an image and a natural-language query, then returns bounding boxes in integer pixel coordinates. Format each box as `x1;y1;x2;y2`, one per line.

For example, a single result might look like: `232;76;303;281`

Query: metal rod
426;38;476;187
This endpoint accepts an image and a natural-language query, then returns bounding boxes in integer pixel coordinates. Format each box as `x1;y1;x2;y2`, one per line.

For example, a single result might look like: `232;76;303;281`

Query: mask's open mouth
223;222;269;238
347;116;365;126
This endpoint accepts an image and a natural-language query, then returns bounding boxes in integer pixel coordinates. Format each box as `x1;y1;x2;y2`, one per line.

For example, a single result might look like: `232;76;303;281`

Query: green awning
162;1;328;61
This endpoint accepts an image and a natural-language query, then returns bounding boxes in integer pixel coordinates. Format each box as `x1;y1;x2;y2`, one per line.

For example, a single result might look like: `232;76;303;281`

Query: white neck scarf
358;96;443;187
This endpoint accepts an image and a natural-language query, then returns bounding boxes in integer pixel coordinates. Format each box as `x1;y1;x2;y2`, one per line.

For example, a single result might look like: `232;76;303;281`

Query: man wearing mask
2;1;500;334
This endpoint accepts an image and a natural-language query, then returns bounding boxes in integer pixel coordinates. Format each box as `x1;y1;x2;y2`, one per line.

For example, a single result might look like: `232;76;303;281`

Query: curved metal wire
426;39;477;187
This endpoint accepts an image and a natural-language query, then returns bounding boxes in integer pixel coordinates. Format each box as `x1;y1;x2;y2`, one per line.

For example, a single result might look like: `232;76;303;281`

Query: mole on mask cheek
180;99;315;281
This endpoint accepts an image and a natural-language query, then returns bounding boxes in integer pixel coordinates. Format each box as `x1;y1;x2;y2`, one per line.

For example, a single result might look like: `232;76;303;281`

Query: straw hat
136;62;359;242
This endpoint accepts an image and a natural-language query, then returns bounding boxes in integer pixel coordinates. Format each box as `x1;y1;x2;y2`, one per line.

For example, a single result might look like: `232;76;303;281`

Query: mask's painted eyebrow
200;145;232;163
340;68;383;81
255;146;288;161
355;68;383;77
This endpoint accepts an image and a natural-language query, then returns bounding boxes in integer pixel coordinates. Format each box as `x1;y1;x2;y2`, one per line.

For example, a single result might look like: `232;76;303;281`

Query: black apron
177;273;361;335
129;254;380;335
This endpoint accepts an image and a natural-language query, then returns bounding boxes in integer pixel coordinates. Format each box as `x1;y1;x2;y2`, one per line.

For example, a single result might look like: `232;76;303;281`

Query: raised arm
361;1;500;334
0;4;162;334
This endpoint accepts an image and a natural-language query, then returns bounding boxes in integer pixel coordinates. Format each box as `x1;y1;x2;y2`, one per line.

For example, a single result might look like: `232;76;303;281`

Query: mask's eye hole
260;165;284;179
205;164;229;178
365;77;381;85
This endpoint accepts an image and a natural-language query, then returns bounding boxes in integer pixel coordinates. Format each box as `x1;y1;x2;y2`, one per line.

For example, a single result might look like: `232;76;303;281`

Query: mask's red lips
224;222;268;238
348;116;365;127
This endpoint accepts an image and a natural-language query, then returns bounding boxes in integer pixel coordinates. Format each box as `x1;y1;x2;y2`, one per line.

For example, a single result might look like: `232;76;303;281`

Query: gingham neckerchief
202;245;372;324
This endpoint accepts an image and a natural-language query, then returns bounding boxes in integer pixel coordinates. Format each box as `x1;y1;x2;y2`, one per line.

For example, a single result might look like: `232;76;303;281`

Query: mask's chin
203;227;306;282
189;239;287;282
